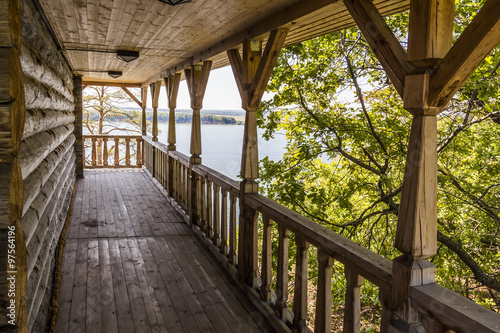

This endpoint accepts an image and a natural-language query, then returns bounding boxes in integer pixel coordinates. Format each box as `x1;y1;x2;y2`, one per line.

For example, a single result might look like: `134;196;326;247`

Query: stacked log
17;0;77;330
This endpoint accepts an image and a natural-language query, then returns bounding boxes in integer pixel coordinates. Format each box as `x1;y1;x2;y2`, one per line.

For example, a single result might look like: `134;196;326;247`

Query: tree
83;86;145;165
258;1;500;323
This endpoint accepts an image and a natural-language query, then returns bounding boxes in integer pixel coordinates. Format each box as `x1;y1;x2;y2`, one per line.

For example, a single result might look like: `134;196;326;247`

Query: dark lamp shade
158;0;192;5
116;50;139;62
108;71;123;79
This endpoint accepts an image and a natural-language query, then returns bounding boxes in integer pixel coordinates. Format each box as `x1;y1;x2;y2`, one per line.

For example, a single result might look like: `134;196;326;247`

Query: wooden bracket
164;73;181;109
121;87;141;108
429;0;500;107
228;29;288;109
344;0;414;98
185;61;212;110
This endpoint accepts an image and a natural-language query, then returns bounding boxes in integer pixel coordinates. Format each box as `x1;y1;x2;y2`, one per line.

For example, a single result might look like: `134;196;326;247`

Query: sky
144;66;246;110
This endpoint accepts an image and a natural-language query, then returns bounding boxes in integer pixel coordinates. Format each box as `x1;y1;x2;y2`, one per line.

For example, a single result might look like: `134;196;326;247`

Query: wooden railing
143;135;500;333
83;135;143;168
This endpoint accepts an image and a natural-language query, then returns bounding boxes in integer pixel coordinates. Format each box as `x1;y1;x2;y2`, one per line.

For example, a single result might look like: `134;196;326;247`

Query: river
157;123;286;180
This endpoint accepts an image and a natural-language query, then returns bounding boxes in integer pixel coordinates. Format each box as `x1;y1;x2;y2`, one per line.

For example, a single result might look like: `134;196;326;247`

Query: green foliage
258;3;500;319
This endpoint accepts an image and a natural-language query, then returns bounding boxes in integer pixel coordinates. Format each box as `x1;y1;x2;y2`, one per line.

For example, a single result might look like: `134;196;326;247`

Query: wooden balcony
55;169;273;332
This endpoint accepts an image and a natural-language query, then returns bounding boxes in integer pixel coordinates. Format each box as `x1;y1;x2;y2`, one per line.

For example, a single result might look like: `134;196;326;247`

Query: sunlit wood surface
55;169;272;332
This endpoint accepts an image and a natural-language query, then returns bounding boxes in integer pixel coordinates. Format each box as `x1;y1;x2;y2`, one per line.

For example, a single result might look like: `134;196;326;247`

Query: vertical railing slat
125;138;131;166
229;193;237;264
207;180;213;239
213;184;220;247
344;267;364;333
294;236;310;332
315;247;333;333
103;138;108;166
114;138;119;166
260;215;273;302
276;225;290;321
221;189;228;256
91;138;97;166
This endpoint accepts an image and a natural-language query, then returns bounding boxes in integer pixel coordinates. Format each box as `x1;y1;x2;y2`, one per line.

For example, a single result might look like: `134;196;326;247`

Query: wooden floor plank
68;238;88;332
54;239;78;333
86;239;101;333
137;237;184;332
98;239;119;333
56;169;272;332
108;238;135;333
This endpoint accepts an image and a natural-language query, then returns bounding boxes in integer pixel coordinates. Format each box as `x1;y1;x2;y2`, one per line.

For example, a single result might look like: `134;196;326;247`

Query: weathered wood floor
55;169;272;333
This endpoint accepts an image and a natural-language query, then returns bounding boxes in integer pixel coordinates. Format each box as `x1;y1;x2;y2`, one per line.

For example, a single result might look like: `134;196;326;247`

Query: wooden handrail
142;135;500;333
83;135;143;168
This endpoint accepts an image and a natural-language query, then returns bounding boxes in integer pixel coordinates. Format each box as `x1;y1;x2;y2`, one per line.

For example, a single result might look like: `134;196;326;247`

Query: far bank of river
157;123;286;180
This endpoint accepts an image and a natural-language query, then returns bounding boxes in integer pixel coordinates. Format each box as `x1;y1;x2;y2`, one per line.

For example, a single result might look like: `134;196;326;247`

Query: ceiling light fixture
108;71;123;79
158;0;192;6
116;50;140;62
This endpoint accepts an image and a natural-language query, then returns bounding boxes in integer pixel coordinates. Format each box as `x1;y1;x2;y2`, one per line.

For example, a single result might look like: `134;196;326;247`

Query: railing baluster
125;138;131;166
114;138;119;166
103;138;108;166
91;137;97;166
294;236;310;332
198;174;204;229
221;189;228;256
213;184;220;247
229;193;237;264
315;247;333;333
136;138;142;166
260;215;273;302
344;266;364;333
276;225;290;321
207;180;213;239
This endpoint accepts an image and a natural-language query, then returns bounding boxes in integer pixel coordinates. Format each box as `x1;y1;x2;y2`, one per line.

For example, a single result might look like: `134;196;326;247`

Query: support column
389;1;454;331
185;61;212;225
73;75;84;178
228;28;288;287
141;86;148;135
150;80;161;141
165;73;181;196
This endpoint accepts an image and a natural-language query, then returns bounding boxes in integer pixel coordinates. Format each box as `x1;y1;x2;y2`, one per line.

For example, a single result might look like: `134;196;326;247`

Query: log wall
18;0;76;330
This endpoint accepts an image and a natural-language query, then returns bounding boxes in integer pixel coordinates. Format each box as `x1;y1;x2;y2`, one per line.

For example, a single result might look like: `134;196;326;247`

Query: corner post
227;28;288;288
185;61;212;225
390;1;454;331
165;73;181;197
0;0;28;330
73;75;84;178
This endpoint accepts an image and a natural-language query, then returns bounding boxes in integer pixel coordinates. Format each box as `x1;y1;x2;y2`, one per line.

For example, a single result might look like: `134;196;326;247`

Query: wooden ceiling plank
113;0;142;48
144;0;336;85
429;0;500;107
104;0;127;49
81;80;142;88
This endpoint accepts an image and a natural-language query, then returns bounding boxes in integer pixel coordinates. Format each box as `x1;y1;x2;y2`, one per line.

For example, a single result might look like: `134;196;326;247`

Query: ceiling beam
143;0;336;86
82;80;142;88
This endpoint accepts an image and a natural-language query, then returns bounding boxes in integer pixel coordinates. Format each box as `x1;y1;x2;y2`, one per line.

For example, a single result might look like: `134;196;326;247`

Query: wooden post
185;61;212;225
389;2;454;331
91;138;97;166
73;75;84;177
165;73;181;197
136;138;142;166
141;86;148;135
150;80;161;141
228;29;288;288
0;0;28;330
